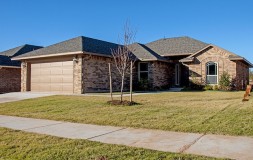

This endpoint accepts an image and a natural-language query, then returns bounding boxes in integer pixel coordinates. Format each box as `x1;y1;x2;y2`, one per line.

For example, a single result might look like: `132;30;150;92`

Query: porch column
21;61;29;92
73;55;83;94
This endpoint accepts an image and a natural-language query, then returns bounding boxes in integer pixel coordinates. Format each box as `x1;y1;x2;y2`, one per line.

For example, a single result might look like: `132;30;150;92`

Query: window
138;62;149;81
206;62;218;84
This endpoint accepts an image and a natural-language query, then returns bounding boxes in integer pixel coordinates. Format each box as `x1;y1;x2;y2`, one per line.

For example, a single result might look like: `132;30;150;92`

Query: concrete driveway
0;92;55;103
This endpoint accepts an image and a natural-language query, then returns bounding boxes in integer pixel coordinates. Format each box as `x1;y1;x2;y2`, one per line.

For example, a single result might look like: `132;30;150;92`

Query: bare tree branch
111;21;137;102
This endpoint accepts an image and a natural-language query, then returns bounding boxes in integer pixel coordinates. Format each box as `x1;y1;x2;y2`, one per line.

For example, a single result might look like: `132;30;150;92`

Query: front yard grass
0;91;253;136
0;127;219;160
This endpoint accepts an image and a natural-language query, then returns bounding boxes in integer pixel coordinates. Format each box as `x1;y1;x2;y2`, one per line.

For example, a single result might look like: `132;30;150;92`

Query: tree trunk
120;73;125;102
108;63;113;101
130;61;133;102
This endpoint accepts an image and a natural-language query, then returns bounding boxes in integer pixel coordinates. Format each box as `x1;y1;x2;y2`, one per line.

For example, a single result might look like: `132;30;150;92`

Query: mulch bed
107;100;139;106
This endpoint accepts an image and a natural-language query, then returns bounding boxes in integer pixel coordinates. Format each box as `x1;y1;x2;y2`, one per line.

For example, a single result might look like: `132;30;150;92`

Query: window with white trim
206;62;218;84
138;62;149;81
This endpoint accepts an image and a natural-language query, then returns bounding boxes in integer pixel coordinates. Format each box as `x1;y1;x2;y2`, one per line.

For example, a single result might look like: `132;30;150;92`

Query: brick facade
82;55;123;93
235;61;249;90
0;67;21;93
149;61;172;88
19;47;250;93
184;46;250;90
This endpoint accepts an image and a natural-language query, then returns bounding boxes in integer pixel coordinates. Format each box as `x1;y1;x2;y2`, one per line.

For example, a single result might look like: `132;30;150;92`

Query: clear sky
0;0;252;63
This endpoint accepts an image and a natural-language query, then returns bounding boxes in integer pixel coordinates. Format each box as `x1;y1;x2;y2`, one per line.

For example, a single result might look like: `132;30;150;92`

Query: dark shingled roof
0;44;43;57
146;36;209;56
129;43;167;61
0;55;21;67
15;36;120;58
0;44;42;67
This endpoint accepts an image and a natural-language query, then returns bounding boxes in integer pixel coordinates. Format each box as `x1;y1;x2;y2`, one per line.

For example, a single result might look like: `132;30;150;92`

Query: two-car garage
30;60;74;93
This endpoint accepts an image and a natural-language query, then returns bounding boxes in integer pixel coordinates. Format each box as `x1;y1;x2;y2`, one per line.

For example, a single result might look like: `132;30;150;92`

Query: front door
175;64;180;86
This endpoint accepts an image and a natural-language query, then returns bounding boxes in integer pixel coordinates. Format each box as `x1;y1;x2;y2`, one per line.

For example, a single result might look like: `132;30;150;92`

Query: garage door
31;61;73;93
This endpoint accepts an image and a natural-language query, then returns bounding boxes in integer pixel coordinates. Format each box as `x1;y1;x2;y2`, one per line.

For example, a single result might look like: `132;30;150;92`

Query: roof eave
229;57;253;68
138;58;169;63
11;51;114;61
0;65;21;69
84;51;112;58
11;51;84;60
162;53;192;57
179;59;194;63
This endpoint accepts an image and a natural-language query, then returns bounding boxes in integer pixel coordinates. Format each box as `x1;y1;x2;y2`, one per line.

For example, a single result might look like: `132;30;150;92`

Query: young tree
111;22;136;102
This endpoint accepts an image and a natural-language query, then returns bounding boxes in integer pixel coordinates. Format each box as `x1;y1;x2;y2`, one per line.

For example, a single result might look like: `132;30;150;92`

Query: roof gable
180;45;253;67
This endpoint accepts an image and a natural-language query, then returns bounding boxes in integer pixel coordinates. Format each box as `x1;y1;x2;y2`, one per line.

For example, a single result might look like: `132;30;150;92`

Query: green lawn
0;127;219;160
0;91;253;136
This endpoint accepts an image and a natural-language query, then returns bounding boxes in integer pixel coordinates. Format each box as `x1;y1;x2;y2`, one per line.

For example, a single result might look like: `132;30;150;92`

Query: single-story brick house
0;45;42;93
12;36;252;93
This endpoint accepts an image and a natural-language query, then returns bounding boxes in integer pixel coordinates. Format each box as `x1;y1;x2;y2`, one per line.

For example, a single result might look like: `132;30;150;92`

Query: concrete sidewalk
1;115;253;160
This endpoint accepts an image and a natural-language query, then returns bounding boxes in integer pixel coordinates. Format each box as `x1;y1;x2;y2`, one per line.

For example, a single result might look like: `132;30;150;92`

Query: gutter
138;58;169;63
229;57;253;68
161;53;192;57
11;51;83;60
179;59;194;63
0;65;21;69
11;51;113;60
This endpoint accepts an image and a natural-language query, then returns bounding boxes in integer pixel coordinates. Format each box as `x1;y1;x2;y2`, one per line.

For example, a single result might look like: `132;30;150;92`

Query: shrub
188;73;204;90
204;85;213;90
219;72;232;91
136;79;151;91
213;85;219;91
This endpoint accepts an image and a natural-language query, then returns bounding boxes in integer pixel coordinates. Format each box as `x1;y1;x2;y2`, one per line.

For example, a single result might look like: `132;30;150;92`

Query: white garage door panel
31;61;73;93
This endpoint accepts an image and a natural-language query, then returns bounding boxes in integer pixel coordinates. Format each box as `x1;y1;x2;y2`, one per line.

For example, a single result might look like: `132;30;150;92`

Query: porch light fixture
21;62;27;68
73;56;78;63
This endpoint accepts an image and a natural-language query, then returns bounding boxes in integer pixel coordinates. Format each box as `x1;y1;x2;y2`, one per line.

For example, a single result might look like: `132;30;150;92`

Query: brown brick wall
185;46;250;90
235;61;249;90
0;67;21;93
82;55;123;93
149;61;172;88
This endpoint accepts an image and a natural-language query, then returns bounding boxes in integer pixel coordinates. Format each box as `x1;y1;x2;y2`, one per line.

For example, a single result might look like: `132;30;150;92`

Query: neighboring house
0;45;42;93
12;36;252;93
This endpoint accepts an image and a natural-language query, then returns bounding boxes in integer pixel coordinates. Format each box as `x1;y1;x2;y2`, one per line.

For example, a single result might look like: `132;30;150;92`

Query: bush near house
184;73;205;91
204;85;213;90
135;79;152;91
188;72;234;91
219;72;232;91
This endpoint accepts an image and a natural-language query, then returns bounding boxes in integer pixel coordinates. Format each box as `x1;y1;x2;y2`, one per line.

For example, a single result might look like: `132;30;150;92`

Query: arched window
206;62;218;84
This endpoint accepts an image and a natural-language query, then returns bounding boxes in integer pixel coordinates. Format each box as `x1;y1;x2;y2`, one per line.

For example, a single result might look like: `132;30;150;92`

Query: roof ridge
146;36;188;44
0;45;24;54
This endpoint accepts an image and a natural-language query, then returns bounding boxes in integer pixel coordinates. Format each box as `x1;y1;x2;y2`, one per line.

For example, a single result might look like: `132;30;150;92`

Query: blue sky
0;0;252;63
